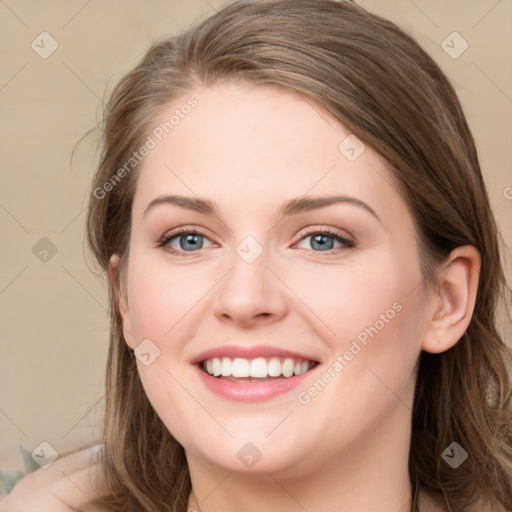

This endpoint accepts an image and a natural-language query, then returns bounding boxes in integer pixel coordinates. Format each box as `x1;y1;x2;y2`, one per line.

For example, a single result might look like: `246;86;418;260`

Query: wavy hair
85;1;512;510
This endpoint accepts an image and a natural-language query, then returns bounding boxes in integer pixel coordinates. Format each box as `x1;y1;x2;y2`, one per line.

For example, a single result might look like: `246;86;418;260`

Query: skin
110;81;480;512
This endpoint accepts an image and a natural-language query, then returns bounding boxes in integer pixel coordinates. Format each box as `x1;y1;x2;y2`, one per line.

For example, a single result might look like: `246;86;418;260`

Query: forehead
132;82;407;224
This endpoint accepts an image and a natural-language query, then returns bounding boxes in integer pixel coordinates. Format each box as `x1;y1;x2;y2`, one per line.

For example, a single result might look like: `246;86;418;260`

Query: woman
4;1;511;511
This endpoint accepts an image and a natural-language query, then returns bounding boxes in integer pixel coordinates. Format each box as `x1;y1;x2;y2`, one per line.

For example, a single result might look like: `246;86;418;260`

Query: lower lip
194;365;316;402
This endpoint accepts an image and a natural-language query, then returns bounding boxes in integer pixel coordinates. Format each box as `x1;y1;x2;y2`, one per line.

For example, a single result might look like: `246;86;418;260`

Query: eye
295;229;355;253
158;228;215;255
158;226;355;256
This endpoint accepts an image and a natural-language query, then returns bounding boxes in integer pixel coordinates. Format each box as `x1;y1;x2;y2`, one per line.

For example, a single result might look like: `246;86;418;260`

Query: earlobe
109;254;135;350
422;245;481;354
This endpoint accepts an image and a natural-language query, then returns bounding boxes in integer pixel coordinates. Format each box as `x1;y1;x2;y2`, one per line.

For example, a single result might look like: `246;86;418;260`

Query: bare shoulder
0;444;105;512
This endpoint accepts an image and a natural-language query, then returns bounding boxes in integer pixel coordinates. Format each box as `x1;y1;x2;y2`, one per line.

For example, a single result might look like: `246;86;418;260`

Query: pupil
313;234;333;251
181;234;202;250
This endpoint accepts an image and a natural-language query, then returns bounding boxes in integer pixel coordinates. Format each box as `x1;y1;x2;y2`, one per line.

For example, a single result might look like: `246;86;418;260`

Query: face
116;81;431;478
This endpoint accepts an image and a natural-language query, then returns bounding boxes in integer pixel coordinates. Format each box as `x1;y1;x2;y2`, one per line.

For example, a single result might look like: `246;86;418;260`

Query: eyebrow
143;194;381;222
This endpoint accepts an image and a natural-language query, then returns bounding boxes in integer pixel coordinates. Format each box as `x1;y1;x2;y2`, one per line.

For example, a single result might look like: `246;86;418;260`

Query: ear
422;245;481;354
109;254;135;350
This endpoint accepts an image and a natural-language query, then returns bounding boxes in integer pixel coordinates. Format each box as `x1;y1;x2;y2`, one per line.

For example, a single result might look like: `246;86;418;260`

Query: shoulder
0;444;105;512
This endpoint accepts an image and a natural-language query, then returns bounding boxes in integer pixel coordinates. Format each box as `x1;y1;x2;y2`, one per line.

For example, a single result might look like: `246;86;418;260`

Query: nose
212;244;288;328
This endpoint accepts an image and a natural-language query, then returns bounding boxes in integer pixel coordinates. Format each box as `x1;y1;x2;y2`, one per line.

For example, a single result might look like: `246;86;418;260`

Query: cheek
286;250;425;403
284;253;418;347
291;261;425;441
123;256;205;442
125;255;205;343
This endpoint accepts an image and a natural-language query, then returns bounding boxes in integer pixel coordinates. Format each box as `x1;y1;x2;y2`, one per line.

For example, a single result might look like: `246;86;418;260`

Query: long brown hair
86;1;512;510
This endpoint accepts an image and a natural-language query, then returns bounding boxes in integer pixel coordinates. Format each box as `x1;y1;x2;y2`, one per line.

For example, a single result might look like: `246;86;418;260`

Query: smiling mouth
200;356;318;381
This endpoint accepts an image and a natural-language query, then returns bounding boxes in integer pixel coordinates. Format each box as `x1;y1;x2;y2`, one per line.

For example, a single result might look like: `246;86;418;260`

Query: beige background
0;0;511;472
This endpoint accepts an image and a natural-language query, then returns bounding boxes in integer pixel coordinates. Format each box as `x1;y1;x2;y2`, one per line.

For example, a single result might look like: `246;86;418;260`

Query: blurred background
0;0;511;481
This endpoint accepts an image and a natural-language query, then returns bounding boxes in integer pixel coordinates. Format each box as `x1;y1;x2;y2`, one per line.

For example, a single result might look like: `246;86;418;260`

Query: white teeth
202;356;314;378
212;357;221;377
282;358;294;377
250;357;268;378
232;357;250;377
221;357;232;377
267;357;282;377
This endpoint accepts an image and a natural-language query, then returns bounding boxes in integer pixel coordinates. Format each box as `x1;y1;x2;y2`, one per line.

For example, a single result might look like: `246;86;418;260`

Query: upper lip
190;345;320;365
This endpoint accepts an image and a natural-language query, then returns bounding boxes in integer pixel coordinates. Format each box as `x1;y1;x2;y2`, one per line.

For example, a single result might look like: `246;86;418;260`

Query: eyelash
158;226;355;257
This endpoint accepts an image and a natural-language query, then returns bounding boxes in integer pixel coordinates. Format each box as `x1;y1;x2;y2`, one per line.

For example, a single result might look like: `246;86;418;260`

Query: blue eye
159;227;354;256
297;230;354;252
175;233;204;250
159;229;213;255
